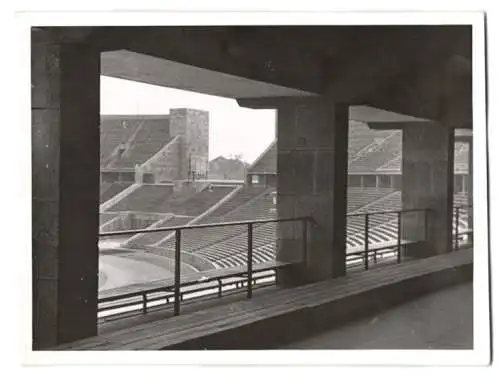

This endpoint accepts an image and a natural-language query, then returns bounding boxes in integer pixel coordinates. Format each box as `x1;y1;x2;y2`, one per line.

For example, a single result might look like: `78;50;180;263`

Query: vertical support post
302;218;308;266
454;207;460;251
397;211;402;264
247;223;253;299
424;209;429;243
468;204;473;246
142;293;147;314
217;279;222;298
32;30;101;349
401;124;454;256
174;229;181;316
373;216;378;264
273;99;348;285
364;214;369;270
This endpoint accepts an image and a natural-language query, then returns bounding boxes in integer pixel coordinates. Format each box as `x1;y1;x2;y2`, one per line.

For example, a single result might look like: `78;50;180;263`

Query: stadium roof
247;140;277;174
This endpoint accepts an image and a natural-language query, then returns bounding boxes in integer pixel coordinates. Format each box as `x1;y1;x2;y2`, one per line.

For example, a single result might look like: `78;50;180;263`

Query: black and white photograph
6;2;497;372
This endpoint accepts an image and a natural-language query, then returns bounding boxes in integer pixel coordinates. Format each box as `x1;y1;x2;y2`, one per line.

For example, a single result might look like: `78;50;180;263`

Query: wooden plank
121;254;472;349
107;268;463;348
139;264;472;349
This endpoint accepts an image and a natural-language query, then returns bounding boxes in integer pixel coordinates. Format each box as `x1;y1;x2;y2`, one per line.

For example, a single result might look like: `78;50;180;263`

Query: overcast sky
100;76;276;164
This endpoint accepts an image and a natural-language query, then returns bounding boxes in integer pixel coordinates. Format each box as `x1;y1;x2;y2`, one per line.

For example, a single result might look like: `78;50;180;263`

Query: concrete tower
169;108;209;181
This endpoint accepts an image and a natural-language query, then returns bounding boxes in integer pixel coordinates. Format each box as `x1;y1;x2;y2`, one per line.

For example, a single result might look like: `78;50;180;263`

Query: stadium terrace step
157;187;275;254
110;118;172;169
347;187;396;213
100;182;133;203
348;122;394;160
107;184;175;212
125;215;194;249
100;116;144;165
144;188;470;267
99;213;118;226
349;131;402;173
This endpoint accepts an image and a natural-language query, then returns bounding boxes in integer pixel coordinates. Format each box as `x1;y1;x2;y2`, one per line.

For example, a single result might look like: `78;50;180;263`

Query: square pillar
401;123;455;256
276;99;348;284
32;29;100;349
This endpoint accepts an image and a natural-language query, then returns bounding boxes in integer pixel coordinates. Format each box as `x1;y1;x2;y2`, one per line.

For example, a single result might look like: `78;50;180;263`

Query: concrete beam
364;54;472;129
237;96;321;109
44;26;472;123
123;27;326;94
102;50;315;99
94;26;471;118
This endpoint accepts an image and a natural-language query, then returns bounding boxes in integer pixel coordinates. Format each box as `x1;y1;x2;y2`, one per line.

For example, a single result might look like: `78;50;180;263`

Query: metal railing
346;208;429;271
453;204;473;251
98;205;473;318
99;216;316;317
344;205;473;271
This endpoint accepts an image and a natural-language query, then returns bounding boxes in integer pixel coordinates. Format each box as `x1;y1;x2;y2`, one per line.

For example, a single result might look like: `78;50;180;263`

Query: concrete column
32;29;100;349
401;123;455;256
276;99;348;284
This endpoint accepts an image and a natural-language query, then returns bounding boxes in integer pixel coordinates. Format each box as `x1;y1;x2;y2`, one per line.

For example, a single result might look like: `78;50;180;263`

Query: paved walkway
283;283;473;349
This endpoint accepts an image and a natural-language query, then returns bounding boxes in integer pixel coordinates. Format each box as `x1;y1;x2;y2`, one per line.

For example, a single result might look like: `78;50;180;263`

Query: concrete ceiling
101;50;316;99
350;106;474;134
101;50;471;131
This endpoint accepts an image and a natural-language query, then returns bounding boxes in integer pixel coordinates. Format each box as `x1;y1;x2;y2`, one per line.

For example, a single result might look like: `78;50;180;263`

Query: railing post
302;218;308;266
424;209;429;243
468;204;473;246
142;293;147;314
174;229;181;316
247;222;253;299
397;211;402;264
454;207;460;251
364;214;369;270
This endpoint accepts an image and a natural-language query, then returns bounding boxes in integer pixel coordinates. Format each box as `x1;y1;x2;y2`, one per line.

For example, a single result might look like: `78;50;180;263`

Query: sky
100;76;276;164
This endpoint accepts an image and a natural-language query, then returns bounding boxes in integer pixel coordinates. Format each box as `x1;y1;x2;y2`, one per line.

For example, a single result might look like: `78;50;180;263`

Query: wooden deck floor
56;249;473;350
